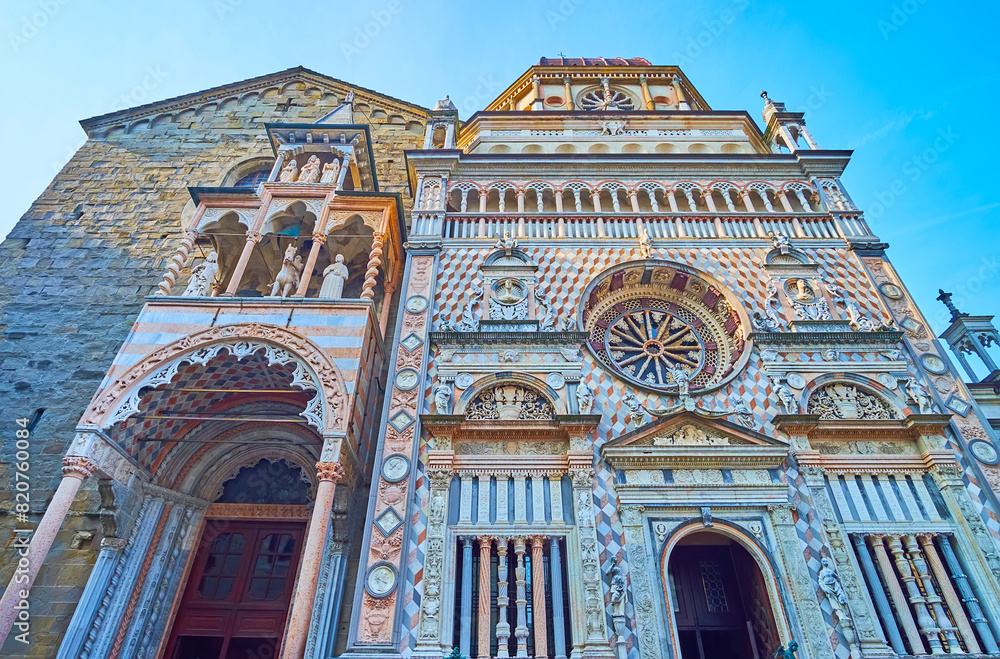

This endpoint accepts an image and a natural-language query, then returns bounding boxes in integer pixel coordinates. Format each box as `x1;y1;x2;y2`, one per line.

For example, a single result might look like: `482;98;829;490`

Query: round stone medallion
877;373;898;390
878;283;904;300
405;295;429;314
365;561;398;598
455;373;475;390
394;368;420;391
546;372;566;390
785;373;806;390
920;353;948;375
381;453;410;483
969;439;1000;465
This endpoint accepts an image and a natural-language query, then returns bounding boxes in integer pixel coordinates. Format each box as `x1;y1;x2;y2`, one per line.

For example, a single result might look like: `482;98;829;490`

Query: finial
761;90;773;105
937;289;967;322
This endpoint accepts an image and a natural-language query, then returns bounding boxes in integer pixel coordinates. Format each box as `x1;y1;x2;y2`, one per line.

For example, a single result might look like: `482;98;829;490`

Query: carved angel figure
905;378;935;414
181;251;218;297
769;230;792;255
495;230;517;253
622;391;645;429
771;377;797;414
534;288;558;330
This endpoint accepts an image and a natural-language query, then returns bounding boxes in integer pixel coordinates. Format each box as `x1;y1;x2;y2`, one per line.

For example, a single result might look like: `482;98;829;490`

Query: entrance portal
166;520;306;659
668;532;779;659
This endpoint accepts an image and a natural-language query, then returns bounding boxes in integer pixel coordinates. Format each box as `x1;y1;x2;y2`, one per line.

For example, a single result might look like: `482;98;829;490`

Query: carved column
917;533;979;654
888;534;944;654
415;467;454;656
280;461;344;659
550;537;568;659
0;456;98;642
155;229;198;295
295;232;327;297
799;466;893;657
850;534;906;654
360;231;384;300
479;537;494;659
568;468;615;659
563;77;574;110
639;76;653;110
937;533;999;653
869;533;925;654
496;538;512;658
514;537;529;657
223;230;262;296
57;537;129;659
460;535;475;658
530;536;548;659
618;505;656;658
905;534;961;653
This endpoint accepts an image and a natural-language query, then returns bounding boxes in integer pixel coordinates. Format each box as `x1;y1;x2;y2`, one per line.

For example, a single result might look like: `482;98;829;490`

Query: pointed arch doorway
667;531;780;659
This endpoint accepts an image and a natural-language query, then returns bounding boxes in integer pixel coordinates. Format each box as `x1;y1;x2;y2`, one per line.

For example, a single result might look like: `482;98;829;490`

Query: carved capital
568;467;595;489
316;461;345;483
62;456;99;479
311;232;328;245
619;504;645;528
100;537;128;551
427;467;453;489
246;231;263;244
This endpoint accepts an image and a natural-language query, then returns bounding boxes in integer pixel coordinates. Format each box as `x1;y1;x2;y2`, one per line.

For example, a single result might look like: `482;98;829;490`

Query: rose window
579;89;635;111
582;261;751;393
605;307;704;387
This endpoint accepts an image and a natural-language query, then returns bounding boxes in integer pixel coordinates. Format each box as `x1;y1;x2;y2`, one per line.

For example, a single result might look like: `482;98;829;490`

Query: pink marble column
279;461;343;659
223;231;262;296
0;456;97;644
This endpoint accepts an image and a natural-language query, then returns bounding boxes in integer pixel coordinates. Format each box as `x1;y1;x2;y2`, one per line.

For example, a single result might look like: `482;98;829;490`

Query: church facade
2;58;1000;659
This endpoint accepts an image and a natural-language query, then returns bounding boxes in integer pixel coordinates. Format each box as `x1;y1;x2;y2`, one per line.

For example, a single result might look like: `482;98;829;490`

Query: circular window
579;87;636;111
582;261;751;393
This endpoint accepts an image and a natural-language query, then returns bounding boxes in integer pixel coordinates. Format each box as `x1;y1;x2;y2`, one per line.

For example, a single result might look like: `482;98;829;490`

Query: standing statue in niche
297;155;321;183
181;251;219;297
608;557;627;617
320;159;341;185
818;557;852;621
278;158;299;183
319;254;349;298
269;244;304;297
905;378;935;414
433;382;452;414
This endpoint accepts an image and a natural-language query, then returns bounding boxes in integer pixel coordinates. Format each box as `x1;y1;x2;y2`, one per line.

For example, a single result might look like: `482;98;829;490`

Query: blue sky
1;0;997;347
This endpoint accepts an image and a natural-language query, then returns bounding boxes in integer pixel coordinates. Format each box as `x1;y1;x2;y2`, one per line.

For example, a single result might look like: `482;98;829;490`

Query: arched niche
456;374;563;419
803;375;903;420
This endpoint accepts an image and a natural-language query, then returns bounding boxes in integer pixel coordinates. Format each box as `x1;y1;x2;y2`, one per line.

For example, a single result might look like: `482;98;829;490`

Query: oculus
579;86;636;111
581;261;750;393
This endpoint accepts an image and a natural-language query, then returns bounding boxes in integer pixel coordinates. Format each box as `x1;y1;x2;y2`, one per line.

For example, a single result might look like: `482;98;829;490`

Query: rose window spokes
606;308;704;387
580;89;635;111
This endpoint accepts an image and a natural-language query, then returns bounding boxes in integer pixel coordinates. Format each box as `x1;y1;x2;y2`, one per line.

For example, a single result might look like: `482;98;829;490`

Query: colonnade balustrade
456;534;570;659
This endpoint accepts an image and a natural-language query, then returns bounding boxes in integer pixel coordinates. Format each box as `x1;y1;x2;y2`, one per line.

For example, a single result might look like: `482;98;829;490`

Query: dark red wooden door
669;545;754;659
166;521;305;659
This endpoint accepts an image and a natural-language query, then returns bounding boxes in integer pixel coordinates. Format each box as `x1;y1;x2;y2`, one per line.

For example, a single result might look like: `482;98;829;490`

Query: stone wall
0;72;427;656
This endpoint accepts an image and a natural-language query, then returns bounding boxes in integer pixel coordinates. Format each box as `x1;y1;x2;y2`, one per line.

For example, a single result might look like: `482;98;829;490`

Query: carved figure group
278;154;337;185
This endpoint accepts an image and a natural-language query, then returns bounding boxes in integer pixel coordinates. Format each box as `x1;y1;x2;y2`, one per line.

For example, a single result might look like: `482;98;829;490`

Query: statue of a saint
297;155;321;183
319;254;349;298
181;251;218;297
320;159;341;185
609;558;627;617
433;382;452;414
576;381;595;414
278;158;298;183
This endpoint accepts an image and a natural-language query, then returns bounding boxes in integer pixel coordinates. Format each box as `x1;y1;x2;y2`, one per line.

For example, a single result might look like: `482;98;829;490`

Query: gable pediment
80;66;429;137
601;411;788;470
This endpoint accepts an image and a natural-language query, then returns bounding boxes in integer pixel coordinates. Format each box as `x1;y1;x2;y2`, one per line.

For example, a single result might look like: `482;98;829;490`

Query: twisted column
888;534;944;654
478;537;494;659
513;537;529;657
360;231;384;300
0;457;98;643
496;538;511;658
155;230;198;295
280;461;344;659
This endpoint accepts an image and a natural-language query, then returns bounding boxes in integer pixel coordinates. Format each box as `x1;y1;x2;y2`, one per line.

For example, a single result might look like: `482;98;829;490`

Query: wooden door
669;545;755;659
166;521;305;659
